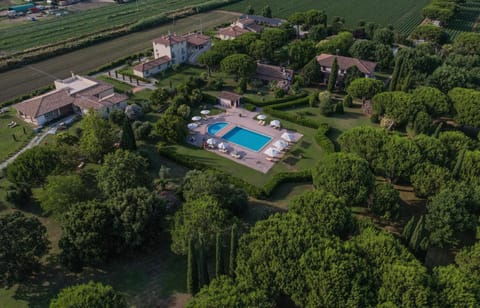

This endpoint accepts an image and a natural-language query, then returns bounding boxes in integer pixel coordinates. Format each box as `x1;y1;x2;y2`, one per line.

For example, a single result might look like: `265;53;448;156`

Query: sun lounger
265;156;276;162
231;152;241;159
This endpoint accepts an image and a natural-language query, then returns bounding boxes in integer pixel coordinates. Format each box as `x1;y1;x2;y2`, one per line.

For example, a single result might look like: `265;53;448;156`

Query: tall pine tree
229;224;238;277
120;118;136;150
198;236;210;288
409;215;427;252
187;239;199;294
327;58;339;92
215;232;223;277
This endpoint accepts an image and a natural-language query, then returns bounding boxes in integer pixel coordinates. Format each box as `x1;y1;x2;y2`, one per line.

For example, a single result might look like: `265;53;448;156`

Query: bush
243;103;256;111
335;102;344;114
315;123;335;153
372;182;400;220
343;94;353;107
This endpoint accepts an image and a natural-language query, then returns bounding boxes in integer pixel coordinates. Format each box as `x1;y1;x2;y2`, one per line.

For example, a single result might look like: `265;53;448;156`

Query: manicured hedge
243;92;308;107
315;123;335;153
243;102;257;111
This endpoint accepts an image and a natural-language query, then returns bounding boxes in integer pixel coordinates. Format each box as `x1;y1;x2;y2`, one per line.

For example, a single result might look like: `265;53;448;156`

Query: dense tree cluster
50;281;126;308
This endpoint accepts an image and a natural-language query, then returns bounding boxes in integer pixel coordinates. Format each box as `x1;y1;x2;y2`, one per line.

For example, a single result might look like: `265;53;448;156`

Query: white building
134;33;211;78
14;74;127;126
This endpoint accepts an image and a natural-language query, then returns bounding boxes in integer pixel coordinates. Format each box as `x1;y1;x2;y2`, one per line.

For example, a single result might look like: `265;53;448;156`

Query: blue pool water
208;122;228;135
222;126;272;152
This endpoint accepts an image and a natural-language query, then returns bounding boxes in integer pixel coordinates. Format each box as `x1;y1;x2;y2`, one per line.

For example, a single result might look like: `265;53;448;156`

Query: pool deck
188;107;303;174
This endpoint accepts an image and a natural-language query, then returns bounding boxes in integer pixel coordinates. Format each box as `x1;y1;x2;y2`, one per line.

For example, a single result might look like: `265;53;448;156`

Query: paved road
0;10;238;103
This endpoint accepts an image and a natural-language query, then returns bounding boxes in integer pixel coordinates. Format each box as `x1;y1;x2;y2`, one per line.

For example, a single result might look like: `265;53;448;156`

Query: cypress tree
327;58;339;92
401;72;412;92
409;215;426;252
395;57;407;91
229;224;238;277
187;239;199;294
389;55;403;91
120;118;136;150
402;216;416;242
452;148;466;179
198;236;209;287
433;122;443;138
215;232;223;277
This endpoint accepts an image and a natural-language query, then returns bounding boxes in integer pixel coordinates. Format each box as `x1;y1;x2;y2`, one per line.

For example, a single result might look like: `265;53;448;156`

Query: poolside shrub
314;123;335;153
243;103;256;112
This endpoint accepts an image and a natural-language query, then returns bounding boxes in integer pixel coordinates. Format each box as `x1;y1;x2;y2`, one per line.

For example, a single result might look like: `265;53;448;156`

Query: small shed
218;91;242;108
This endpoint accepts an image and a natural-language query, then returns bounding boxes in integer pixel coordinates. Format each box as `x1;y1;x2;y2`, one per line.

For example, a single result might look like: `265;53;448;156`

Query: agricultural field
444;0;480;39
0;0;210;53
223;0;430;34
0;10;238;103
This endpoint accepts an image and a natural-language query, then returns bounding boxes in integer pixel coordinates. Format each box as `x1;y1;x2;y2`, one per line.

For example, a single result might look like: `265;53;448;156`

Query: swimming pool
208;122;228;135
222;126;272;152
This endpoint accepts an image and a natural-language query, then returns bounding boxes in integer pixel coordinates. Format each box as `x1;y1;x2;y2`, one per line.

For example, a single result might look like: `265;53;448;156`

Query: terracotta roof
73;93;127;111
237;18;256;26
255;63;294;82
217;26;249;38
184;33;211;46
133;56;171;73
153;34;186;46
75;82;113;97
316;53;377;75
13;89;74;118
219;91;242;102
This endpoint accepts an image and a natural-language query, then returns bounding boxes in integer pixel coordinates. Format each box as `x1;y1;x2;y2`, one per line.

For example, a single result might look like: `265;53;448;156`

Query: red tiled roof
217;26;249;38
153;34;186;46
218;91;242;102
255;63;294;82
133;56;171;73
75;82;113;97
73;93;127;111
316;53;377;75
184;33;211;46
13;89;74;118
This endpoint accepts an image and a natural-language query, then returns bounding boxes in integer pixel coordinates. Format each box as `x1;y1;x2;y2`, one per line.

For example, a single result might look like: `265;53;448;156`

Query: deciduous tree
0;212;49;286
79;112;116;161
50;281;126;308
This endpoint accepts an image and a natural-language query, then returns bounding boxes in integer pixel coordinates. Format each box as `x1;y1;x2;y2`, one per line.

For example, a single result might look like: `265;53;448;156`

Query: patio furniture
231;151;241;159
281;132;296;143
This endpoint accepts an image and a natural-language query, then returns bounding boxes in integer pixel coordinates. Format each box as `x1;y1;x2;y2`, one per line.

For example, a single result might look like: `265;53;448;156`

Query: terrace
187;107;302;173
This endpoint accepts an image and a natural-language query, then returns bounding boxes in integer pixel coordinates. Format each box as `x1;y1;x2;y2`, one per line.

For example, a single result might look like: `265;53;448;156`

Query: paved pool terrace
187;107;303;174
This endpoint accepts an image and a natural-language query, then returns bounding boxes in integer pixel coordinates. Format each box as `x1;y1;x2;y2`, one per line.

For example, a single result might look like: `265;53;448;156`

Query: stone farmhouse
133;32;211;78
13;74;127;126
316;53;377;82
216;14;285;40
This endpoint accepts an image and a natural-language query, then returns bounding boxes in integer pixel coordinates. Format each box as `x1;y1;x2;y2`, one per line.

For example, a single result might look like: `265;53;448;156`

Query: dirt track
0;10;237;103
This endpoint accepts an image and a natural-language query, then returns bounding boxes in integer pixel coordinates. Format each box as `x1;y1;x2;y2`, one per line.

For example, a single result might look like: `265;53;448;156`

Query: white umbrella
270;119;281;127
206;138;217;146
187;123;198;130
218;142;229;150
192;116;202;121
264;147;280;157
273;139;288;151
281;132;296;143
200;110;210;115
257;114;267;120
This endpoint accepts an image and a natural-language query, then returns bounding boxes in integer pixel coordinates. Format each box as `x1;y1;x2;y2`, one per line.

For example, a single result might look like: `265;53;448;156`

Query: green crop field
444;0;480;39
0;0;210;53
223;0;430;34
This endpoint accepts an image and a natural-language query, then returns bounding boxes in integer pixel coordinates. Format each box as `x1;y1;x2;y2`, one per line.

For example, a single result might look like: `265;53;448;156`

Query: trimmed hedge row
244;92;308;107
243;102;257;111
315;123;335;153
158;146;312;198
117;70;150;83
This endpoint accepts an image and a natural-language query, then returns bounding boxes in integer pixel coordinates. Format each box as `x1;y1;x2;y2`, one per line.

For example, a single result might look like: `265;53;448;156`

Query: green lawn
154;65;206;88
96;75;134;93
223;0;430;34
284;103;376;141
0;109;34;162
166;117;320;187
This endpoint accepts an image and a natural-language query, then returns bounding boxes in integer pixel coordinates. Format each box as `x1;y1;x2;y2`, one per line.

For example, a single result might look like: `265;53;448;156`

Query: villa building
133;32;211;78
316;53;377;81
216;15;285;40
13;74;127;126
